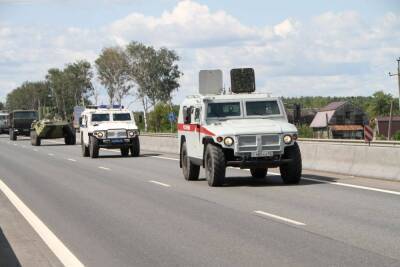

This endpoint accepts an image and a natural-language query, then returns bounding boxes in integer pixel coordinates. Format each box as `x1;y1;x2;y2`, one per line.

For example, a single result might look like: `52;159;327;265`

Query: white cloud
0;0;399;107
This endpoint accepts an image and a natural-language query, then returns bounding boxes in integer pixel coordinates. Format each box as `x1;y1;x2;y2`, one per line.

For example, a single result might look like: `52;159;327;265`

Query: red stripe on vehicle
177;123;215;136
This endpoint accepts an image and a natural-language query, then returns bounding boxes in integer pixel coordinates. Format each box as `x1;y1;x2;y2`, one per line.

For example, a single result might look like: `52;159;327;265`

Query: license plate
111;139;123;144
251;151;273;157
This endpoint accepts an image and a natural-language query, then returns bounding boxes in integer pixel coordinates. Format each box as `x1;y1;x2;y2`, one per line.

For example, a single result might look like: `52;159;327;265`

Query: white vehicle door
191;106;203;159
80;115;89;145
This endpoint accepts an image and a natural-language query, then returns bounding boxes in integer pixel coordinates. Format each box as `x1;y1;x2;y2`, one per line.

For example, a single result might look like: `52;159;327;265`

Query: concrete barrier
139;134;400;181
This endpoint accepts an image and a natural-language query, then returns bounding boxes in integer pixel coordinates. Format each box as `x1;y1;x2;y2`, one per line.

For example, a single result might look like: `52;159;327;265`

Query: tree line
5;41;181;131
283;91;400;119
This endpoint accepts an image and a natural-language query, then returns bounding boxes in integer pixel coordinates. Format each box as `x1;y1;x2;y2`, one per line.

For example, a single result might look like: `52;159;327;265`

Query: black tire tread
181;142;200;180
206;145;226;187
280;142;302;184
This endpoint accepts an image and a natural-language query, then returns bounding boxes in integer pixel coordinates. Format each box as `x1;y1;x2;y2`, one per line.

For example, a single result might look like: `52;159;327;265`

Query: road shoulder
0;190;62;267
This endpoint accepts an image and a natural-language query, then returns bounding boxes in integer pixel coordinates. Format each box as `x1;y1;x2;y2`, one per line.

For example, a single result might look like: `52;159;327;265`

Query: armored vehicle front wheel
30;130;41;146
280;142;302;184
64;127;76;145
89;136;99;158
205;144;226;187
121;147;129;157
130;137;140;157
9;128;16;141
81;134;89;157
181;142;200;181
250;168;267;179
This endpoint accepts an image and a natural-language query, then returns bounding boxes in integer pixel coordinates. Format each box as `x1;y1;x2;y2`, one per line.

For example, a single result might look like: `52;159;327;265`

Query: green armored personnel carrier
30;119;76;146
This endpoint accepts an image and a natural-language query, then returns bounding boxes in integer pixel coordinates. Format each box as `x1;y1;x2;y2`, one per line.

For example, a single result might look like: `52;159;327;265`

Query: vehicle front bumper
97;138;136;149
226;156;292;169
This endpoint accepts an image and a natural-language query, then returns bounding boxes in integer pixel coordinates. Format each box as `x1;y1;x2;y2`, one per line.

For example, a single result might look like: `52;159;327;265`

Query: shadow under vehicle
8;110;38;141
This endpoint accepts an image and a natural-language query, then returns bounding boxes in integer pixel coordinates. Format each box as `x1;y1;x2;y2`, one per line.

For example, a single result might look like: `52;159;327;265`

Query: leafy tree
64;60;94;106
126;41;181;131
393;131;400;141
367;91;395;117
297;124;313;138
6;81;50;112
95;47;131;105
46;60;94;119
147;102;179;132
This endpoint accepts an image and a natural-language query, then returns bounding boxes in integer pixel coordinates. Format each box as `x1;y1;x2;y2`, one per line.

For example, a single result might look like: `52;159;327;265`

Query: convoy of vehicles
0;112;8;134
178;68;302;186
79;106;140;158
8;110;38;140
1;68;301;188
30;119;76;146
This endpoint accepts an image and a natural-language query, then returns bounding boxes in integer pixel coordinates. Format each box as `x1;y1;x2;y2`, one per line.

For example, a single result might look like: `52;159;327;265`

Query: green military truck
8;110;38;141
30;119;76;146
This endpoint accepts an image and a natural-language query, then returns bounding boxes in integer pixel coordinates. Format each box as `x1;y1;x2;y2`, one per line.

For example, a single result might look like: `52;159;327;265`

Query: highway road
0;134;399;266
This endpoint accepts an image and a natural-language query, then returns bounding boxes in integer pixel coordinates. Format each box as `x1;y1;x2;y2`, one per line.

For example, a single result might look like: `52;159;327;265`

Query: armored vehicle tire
30;130;41;146
9;128;16;141
181;142;200;181
280;142;302;184
130;137;140;157
205;144;226;187
89;136;99;158
121;147;129;157
64;127;76;145
81;134;89;157
250;168;267;179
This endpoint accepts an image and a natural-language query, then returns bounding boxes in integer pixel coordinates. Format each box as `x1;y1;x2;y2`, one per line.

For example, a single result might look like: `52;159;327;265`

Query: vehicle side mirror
183;107;191;124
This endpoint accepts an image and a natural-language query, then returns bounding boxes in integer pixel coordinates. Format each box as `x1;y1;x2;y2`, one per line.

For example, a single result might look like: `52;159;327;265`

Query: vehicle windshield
91;113;110;122
246;101;280;116
14;111;37;119
113;113;131;121
207;102;241;118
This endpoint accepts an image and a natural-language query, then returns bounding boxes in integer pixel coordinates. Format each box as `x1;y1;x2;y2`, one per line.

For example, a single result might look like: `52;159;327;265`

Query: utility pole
389;57;400;110
388;100;393;140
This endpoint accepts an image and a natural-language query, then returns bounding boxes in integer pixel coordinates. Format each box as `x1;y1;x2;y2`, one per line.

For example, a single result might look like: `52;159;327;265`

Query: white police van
80;105;140;158
178;68;302;186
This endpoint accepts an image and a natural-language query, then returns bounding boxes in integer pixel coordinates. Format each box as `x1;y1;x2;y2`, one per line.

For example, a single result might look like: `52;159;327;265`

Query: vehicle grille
237;134;281;153
107;129;127;138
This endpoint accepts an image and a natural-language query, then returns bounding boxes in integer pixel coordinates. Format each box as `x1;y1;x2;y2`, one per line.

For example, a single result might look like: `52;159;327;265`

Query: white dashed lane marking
98;166;111;171
254;210;306;226
149;180;171;187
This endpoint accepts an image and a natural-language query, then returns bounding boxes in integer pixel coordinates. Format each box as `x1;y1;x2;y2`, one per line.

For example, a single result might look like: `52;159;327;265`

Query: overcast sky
0;0;399;109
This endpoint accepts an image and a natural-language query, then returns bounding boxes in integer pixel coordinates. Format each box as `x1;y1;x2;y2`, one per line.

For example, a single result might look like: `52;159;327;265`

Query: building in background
310;101;368;139
374;116;400;139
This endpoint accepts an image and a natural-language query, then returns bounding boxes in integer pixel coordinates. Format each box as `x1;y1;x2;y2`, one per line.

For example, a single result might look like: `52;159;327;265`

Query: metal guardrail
140;133;400;147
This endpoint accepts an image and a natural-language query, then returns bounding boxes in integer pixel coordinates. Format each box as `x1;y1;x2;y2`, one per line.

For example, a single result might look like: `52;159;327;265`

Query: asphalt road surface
0;135;399;267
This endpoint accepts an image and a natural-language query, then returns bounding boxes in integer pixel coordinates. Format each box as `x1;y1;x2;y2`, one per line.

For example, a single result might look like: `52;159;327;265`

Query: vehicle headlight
283;135;292;144
94;131;105;138
127;130;137;137
224;137;234;146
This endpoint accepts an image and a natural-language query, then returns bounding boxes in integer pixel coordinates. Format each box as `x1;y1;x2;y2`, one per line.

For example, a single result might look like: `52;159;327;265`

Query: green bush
393;131;400;141
297;124;313;138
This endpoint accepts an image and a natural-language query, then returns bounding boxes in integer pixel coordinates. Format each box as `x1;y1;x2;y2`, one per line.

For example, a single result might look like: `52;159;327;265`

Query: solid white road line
268;172;400;196
254;210;306;226
151;156;400;197
67;158;77;162
149;180;171;187
98;166;111;171
0;179;84;267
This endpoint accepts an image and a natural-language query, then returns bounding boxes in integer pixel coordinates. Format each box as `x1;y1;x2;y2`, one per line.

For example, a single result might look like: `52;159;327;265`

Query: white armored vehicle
80;105;140;158
178;68;302;186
